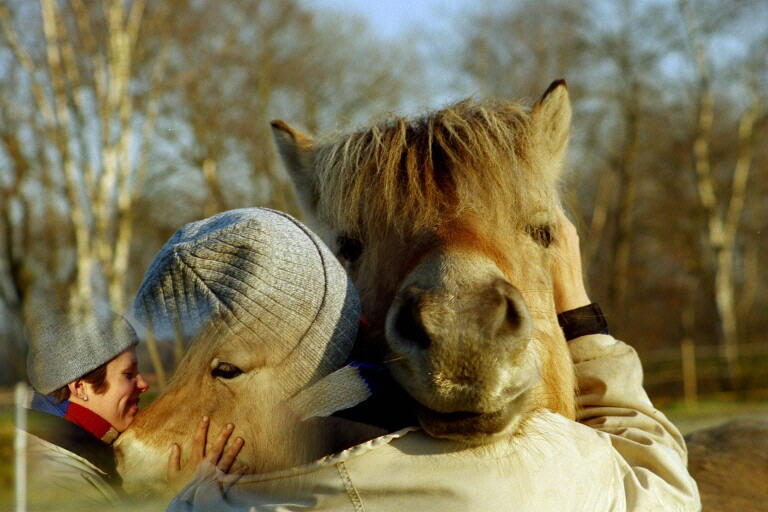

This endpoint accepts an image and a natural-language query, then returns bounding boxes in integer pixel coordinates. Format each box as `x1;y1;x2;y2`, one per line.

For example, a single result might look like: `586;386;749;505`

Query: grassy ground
0;396;766;507
660;396;768;435
0;405;14;510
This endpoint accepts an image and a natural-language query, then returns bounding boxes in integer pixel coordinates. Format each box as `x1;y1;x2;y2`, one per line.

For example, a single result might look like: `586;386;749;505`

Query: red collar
64;401;120;444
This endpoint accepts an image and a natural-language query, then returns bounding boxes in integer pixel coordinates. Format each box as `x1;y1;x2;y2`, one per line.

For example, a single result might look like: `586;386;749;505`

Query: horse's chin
415;389;532;445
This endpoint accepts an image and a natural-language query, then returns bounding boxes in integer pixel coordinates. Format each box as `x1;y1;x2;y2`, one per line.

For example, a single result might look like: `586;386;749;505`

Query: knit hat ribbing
132;208;360;394
27;310;139;395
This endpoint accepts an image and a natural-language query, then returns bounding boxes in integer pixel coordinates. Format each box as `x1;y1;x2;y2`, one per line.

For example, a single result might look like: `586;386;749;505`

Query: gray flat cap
133;208;360;394
27;310;139;395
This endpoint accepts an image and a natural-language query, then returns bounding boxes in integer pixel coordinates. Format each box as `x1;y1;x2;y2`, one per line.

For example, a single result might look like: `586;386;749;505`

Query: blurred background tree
0;0;765;400
0;0;422;385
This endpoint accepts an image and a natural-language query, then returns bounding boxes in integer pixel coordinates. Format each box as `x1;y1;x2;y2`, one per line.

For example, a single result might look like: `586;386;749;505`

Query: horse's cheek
538;335;577;419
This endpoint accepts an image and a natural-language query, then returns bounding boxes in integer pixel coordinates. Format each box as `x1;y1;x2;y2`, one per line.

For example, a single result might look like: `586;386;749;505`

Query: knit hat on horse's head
133;208;360;395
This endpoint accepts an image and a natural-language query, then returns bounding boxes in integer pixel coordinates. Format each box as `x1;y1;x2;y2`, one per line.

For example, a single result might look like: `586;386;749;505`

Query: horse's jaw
413;384;536;444
389;338;541;444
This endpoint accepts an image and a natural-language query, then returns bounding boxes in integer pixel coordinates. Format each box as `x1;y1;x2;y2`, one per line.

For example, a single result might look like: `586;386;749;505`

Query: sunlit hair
50;363;110;403
313;98;553;239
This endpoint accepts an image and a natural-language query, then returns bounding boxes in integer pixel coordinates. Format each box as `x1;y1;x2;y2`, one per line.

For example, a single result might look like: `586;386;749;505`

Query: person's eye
211;362;244;380
526;225;553;248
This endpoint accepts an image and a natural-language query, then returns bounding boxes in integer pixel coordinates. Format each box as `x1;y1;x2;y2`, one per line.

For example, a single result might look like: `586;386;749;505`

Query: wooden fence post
15;381;28;512
681;306;698;408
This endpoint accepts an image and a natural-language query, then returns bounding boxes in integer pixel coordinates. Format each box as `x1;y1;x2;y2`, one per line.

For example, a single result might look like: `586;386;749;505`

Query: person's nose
136;373;149;393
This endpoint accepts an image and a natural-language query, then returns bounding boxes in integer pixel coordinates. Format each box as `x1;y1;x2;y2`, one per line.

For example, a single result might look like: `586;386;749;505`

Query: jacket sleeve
570;333;701;511
167;461;257;512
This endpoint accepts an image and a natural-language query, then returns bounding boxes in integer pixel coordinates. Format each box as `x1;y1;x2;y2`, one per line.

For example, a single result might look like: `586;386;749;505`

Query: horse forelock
313;98;553;240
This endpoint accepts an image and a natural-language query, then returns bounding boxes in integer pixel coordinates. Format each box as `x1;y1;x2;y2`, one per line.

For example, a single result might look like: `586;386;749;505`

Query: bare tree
454;0;589;101
0;0;424;384
584;0;687;327
439;0;767;398
679;0;763;387
0;0;174;386
0;0;169;318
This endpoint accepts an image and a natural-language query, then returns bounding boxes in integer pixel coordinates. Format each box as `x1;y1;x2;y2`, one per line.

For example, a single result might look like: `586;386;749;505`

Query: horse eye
211;362;243;380
526;225;552;248
337;235;363;262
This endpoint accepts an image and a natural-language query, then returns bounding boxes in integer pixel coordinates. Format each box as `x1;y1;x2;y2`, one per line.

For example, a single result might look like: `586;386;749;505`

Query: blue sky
305;0;475;112
307;0;462;38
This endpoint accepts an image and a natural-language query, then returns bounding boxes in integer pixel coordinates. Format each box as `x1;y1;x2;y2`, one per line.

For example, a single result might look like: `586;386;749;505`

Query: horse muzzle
384;249;540;442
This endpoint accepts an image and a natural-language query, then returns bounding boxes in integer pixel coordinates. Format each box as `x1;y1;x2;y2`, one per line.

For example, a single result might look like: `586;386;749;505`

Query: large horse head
272;80;576;444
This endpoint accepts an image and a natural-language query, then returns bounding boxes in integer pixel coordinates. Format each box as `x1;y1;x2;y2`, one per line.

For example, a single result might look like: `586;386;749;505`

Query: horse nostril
393;295;432;350
505;296;522;329
494;279;529;335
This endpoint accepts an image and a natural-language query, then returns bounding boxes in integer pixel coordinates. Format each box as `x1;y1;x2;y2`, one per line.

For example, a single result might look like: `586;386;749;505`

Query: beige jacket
24;431;122;511
170;334;701;511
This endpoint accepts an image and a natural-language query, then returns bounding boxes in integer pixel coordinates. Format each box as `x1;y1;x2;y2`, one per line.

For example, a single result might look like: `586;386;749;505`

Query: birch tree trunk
109;45;168;314
680;0;762;388
40;0;96;316
1;0;170;382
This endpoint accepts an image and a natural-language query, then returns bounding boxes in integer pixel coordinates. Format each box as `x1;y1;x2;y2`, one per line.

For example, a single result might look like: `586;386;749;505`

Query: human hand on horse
551;208;591;314
166;416;246;493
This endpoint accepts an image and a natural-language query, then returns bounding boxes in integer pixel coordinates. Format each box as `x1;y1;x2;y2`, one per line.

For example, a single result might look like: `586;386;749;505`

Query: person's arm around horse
552;209;701;511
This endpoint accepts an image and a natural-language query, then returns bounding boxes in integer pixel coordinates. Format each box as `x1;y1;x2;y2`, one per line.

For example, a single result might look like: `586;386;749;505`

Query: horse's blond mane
314;99;545;238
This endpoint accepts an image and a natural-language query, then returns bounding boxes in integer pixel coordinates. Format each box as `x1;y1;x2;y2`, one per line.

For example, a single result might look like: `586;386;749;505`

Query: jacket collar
27;393;122;487
30;392;119;444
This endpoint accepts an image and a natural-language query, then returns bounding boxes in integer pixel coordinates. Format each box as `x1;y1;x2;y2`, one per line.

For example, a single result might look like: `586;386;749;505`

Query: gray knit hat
27;309;139;395
133;208;360;394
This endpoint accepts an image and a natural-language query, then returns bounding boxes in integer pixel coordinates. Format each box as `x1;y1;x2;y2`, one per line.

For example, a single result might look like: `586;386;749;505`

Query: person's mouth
128;397;141;413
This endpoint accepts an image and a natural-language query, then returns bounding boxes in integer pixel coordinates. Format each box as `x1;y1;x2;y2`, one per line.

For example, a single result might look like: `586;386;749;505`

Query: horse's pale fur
115;329;310;491
272;80;577;443
116;330;382;493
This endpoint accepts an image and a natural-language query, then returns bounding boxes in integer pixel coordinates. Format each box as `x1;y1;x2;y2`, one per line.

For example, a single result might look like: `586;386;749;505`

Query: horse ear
533;79;571;165
270;120;320;214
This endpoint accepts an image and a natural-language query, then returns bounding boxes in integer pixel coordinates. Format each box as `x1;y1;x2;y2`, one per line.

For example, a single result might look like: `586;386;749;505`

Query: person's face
82;348;149;432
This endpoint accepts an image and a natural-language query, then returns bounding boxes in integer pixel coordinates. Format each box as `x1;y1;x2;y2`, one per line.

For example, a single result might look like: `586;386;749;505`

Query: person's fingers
205;423;235;464
167;443;181;477
216;436;244;472
191;416;210;463
549;208;590;313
